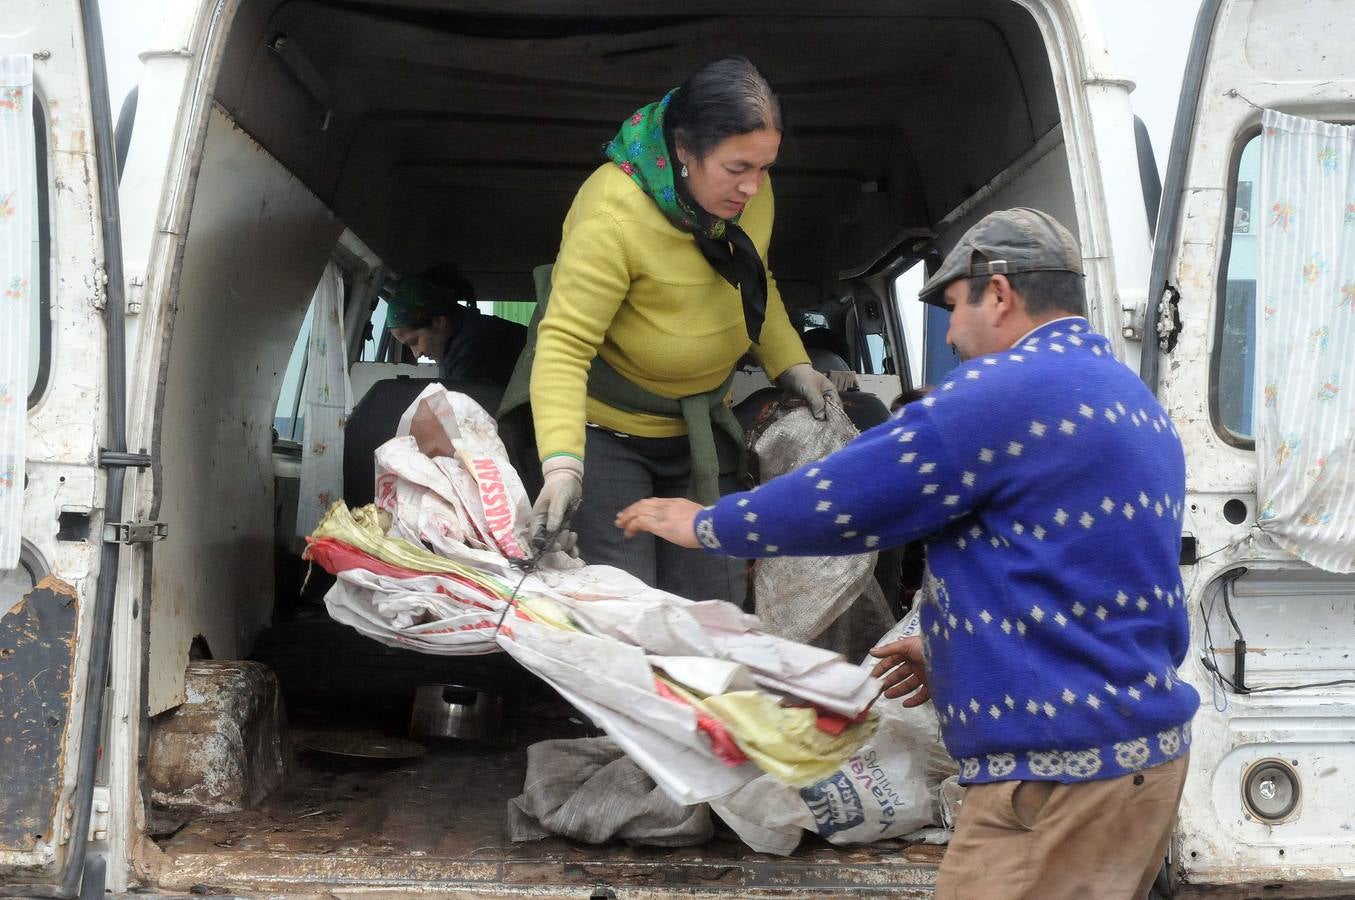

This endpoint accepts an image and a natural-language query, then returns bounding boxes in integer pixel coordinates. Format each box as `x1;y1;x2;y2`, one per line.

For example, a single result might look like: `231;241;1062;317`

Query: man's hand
868;635;931;707
615;498;703;548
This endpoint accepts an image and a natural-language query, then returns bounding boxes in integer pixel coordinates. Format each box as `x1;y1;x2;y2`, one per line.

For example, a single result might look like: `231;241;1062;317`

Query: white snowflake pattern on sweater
695;318;1199;784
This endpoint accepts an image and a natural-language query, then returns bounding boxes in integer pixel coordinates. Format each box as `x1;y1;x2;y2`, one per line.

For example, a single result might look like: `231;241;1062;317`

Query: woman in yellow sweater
528;57;836;603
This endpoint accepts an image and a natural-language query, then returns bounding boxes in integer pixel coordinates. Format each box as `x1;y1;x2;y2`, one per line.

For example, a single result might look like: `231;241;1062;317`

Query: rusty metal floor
147;708;942;897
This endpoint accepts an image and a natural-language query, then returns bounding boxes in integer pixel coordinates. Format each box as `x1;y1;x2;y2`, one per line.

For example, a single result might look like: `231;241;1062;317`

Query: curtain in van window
0;56;35;569
1254;110;1355;573
296;261;352;536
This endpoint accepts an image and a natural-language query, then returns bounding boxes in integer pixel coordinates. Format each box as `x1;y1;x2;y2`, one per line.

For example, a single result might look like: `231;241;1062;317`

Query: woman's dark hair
666;56;782;161
424;260;477;304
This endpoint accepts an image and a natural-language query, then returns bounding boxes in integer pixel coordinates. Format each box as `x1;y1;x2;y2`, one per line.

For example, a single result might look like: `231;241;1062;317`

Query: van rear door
1144;0;1355;890
0;0;123;896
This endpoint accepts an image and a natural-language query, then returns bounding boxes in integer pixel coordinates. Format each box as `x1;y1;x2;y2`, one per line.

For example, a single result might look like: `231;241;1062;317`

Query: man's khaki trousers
935;754;1189;899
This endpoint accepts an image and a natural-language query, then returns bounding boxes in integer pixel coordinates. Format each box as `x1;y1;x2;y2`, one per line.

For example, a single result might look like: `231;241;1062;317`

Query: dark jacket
439;307;528;388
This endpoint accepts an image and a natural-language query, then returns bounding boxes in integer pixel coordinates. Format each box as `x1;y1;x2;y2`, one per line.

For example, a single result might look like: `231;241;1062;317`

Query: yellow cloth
698;691;877;786
530;163;810;461
657;678;877;786
310;502;499;585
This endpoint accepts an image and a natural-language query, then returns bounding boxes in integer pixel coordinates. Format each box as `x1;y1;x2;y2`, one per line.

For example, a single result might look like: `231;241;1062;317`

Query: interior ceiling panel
216;0;1060;300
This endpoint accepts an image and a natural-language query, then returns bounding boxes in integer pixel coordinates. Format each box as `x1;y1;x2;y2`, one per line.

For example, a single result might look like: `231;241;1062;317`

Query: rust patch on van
0;576;79;852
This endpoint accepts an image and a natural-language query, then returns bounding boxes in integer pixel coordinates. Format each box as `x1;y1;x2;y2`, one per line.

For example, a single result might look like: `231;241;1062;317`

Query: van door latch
103;521;168;544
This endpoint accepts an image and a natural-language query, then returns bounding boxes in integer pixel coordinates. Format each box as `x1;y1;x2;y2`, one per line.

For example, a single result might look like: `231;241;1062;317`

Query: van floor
148;701;943;897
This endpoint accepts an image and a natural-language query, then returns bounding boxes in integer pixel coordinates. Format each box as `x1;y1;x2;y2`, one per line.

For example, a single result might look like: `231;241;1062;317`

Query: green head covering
604;89;735;240
386;276;461;329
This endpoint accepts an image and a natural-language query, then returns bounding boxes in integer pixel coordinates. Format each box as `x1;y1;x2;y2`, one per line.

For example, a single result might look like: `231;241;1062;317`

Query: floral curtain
296;260;351;536
1254;110;1355;573
0;56;35;570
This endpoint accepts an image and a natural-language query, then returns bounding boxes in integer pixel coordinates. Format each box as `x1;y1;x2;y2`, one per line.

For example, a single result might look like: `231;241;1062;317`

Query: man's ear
988;274;1020;325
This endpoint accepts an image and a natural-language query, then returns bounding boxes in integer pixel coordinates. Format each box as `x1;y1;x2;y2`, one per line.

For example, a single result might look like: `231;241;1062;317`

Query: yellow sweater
531;163;809;461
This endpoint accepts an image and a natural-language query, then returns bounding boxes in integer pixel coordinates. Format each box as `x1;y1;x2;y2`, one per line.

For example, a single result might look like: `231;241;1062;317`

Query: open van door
1144;0;1355;892
0;0;127;897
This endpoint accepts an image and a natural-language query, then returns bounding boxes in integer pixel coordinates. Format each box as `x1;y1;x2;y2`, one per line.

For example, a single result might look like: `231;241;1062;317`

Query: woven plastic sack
748;401;895;651
711;608;958;854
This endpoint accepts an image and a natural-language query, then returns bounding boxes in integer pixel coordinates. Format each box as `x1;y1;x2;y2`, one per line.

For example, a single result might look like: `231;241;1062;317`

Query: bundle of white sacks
317;386;953;849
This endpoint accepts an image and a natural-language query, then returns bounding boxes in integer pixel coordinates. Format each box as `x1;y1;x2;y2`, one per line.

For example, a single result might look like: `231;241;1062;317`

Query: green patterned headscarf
604;89;767;340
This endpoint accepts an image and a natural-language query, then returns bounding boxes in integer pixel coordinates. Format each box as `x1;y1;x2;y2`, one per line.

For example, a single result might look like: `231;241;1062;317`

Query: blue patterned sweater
696;318;1199;784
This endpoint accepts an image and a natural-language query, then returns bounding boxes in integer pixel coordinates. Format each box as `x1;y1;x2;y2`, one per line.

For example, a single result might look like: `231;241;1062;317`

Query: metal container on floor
409;684;504;742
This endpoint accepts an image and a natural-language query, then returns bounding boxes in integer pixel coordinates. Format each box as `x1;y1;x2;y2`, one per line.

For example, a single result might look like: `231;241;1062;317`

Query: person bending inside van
618;208;1198;900
387;264;528;389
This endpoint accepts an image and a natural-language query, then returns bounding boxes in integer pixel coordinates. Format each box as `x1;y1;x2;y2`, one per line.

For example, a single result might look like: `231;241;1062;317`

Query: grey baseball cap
917;208;1083;306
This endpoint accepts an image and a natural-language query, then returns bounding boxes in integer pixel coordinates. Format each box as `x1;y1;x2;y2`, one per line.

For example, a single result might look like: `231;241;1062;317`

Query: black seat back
841;390;890;432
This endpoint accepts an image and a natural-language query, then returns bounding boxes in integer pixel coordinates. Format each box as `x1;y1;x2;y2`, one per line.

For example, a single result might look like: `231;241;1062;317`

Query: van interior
137;1;1082;891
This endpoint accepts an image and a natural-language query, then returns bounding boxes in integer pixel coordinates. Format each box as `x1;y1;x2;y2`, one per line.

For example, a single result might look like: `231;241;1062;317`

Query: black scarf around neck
675;168;769;344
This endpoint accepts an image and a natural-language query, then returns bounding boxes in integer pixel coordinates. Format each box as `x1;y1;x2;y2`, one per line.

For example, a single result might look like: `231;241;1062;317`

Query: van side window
863;332;890;375
27;101;51;405
891;261;957;390
491;300;535;327
358;296;389;363
273;301;315;444
922;304;960;386
1214;134;1262;444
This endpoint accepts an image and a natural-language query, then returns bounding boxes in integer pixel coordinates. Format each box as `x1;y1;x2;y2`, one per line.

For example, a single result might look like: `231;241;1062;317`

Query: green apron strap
589;358;744;504
498;262;747;504
680;394;720;505
495;263;553;424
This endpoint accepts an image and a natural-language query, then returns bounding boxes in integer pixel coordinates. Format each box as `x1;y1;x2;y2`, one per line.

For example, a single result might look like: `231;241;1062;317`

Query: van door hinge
1121;298;1147;341
103;520;168;544
127;274;145;315
88;787;111;842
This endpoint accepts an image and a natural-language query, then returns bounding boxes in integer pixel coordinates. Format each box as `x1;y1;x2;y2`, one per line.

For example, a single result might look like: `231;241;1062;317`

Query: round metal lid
298;732;426;760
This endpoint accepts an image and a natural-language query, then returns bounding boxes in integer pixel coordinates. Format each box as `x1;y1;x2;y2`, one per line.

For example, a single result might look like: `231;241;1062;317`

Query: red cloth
303;537;502;610
654;680;748;767
815;707;872;735
304;536;429;579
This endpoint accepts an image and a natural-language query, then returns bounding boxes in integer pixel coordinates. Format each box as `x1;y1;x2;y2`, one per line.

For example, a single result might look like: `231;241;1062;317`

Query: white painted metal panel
1151;0;1355;889
146;106;340;716
0;0;110;883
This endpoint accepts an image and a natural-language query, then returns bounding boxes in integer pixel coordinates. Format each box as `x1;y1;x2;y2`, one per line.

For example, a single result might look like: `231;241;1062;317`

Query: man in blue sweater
617;208;1198;898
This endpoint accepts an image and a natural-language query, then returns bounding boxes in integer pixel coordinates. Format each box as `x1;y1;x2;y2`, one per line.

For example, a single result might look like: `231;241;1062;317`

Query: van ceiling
214;0;1060;302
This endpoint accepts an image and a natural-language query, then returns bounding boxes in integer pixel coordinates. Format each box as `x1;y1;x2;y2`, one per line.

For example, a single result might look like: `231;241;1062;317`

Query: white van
2;0;1352;895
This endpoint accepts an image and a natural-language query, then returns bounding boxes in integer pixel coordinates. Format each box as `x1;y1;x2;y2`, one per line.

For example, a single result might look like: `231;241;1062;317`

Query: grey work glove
778;362;840;420
827;369;859;393
537;527;584;570
530;455;584;550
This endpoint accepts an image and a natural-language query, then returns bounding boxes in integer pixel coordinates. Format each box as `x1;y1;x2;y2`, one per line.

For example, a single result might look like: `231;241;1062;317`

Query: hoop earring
680;163;688;178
